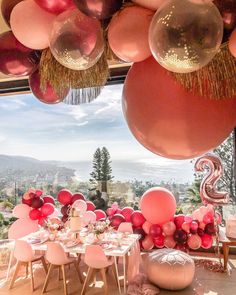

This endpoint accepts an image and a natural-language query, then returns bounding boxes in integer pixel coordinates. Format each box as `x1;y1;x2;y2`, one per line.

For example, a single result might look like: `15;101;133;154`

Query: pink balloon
164;236;176;249
153;234;165;248
149;224;162;237
199;206;208;216
38;216;47;226
8;217;39;239
140;187;176;225
201;234;213;249
188;234;202;250
131;211;146;227
142;235;154;250
121;207;134;222
132;0;165;10
184;215;193;223
34;0;74;14
10;0;56;49
71;193;85;203
13;204;31;219
43;195;55;204
41;203;54;216
83;211;96;226
174;215;185;229
190;221;199;234
162;221;176;236
192;209;203;222
203;212;214;224
49;208;59;218
181;222;190;234
58;189;72;205
72;199;87;213
86;201;96;211
229;28;236;58
94;209;106;221
199;222;206;230
142;221;152;234
108;6;153;62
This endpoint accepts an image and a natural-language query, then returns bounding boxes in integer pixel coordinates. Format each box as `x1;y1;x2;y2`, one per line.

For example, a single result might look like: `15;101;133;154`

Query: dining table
18;229;140;294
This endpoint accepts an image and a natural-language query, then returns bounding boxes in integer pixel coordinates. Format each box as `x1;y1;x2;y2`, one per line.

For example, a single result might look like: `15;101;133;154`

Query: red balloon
31;197;44;209
86;201;96;211
153;234;165;248
1;0;23;25
43;195;55;204
72;193;85;203
123;57;236;159
41;203;54;216
121;207;134;222
0;31;39;77
35;189;43;197
73;0;123;20
131;211;146;227
201;234;213;249
110;214;125;229
29;208;41;220
38;216;47;226
34;0;74;14
61;205;69;216
94;209;106;220
29;70;68;104
149;224;162;238
58;189;72;205
22;197;32;207
174;229;188;244
174;215;186;229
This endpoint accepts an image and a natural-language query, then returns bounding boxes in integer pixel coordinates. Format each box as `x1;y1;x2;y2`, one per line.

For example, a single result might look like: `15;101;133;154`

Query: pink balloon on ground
142;235;154;250
140;187;176;225
132;0;165;10
41;203;54;216
94;209;106;220
162;221;176;236
86;201;96;211
164;236;176;249
13;204;31;219
72;199;87;214
83;211;96;226
108;6;153;62
142;221;152;234
188;234;202;250
10;0;56;49
229;28;236;58
8;218;39;239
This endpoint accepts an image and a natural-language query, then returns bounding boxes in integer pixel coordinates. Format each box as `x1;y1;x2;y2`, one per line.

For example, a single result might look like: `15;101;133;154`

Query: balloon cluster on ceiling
1;0;236;159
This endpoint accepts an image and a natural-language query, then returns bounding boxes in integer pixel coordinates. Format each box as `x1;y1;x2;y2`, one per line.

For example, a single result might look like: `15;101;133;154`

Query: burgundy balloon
110;214;125;229
133;227;146;241
62;215;68;223
73;0;123;20
22;197;32;207
31;197;44;209
174;229;188;244
1;0;23;26
61;205;69;216
34;0;75;15
0;31;40;77
205;223;216;235
29;70;68;104
149;224;162;238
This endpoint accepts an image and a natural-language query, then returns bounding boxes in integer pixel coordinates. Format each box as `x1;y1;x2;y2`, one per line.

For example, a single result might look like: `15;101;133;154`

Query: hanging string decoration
63;87;102;105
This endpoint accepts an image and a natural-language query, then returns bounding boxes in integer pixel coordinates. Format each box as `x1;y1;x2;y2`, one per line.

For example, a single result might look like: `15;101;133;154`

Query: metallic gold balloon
49;8;104;70
149;0;223;73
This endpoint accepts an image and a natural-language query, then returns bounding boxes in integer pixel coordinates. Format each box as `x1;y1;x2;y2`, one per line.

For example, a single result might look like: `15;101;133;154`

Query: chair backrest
118;222;133;233
84;245;108;269
14;240;34;262
46;242;69;265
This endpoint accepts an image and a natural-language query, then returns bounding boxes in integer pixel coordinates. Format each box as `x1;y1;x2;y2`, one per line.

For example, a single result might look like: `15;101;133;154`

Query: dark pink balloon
174;215;185;229
0;31;39;77
110;214;125;229
31;197;44;209
153;234;165;248
29;208;41;220
58;189;72;205
73;0;123;20
41;203;54;216
38;216;47;226
190;221;198;234
43;195;55;204
22;197;32;207
72;193;85;203
29;70;68;104
34;0;75;14
131;211;146;227
94;209;106;220
201;234;213;249
1;0;23;26
149;224;162;238
121;207;134;222
35;189;43;197
86;201;96;211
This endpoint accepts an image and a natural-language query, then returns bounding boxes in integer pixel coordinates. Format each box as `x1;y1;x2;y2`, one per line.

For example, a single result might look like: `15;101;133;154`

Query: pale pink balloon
108;6;154;62
142;221;152;234
10;0;56;49
199;206;208;216
72;199;87;214
83;211;96;226
164;236;176;248
49;208;59;218
199;222;206;230
162;221;176;236
192;209;203;222
188;234;201;250
132;0;165;10
182;222;190;234
8;218;39;239
13;204;31;219
142;235;154;250
184;215;193;223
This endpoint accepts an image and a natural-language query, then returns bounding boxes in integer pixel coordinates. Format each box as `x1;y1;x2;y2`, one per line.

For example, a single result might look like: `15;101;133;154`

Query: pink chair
42;242;83;295
81;245;119;295
9;240;47;291
118;222;133;233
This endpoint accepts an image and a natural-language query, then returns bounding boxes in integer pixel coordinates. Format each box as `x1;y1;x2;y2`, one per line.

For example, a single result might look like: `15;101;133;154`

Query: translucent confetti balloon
149;0;223;73
50;8;104;70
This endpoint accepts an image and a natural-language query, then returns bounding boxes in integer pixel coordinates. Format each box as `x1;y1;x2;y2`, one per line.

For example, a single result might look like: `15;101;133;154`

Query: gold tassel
172;42;236;99
63;87;102;105
39;48;109;100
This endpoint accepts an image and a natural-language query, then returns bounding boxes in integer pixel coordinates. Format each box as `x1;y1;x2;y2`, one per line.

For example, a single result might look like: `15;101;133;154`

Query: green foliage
101;147;113;182
90;148;102;182
0;213;4;221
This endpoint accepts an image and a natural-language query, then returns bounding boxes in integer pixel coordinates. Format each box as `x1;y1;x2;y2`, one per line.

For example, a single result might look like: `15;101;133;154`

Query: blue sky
0;84;195;182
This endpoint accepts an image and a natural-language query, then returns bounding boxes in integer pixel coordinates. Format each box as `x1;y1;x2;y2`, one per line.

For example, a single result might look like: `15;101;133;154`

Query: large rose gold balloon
50;9;104;70
132;0;165;10
195;153;229;205
123;57;236;159
149;0;223;73
108;6;154;62
229;28;236;58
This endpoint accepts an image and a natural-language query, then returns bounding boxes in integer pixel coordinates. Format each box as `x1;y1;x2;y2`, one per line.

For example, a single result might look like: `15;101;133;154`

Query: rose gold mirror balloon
149;0;223;73
49;8;104;70
195;153;229;205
